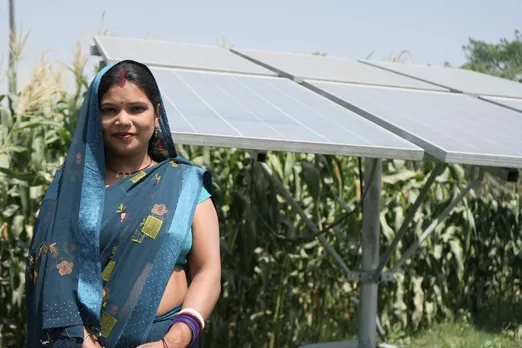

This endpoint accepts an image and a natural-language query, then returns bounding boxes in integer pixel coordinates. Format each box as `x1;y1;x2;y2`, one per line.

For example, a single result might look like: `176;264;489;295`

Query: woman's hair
98;61;170;161
98;61;161;110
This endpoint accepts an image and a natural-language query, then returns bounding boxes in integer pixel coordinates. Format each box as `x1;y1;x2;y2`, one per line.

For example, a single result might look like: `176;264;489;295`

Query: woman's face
99;81;159;159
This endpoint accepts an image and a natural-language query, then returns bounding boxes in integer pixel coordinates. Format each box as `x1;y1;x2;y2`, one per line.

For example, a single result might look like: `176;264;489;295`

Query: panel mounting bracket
90;44;101;57
482;166;519;182
348;270;395;282
246;149;267;162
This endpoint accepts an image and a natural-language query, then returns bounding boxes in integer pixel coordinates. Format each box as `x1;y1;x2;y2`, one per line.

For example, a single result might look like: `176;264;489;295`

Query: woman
25;60;221;348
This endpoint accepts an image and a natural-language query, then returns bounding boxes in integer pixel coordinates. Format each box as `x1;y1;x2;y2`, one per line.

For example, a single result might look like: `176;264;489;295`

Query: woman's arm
164;198;221;346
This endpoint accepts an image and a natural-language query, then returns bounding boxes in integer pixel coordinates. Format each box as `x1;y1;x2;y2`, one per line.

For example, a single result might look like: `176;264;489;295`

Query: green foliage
392;318;522;348
461;29;522;82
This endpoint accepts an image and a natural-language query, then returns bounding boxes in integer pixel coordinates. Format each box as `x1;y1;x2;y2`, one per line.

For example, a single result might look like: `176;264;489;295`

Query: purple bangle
170;313;201;347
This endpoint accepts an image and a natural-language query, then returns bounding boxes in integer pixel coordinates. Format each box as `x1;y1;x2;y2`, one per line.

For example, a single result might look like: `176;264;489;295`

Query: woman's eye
131;106;145;113
102;107;116;114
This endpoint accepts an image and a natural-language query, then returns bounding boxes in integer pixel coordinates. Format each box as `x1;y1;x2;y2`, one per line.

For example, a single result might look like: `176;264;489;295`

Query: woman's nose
115;110;131;125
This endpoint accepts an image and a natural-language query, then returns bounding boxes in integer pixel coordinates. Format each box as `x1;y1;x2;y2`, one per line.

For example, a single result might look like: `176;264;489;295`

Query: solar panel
480;96;522;113
93;36;276;76
231;48;448;91
148;67;423;160
305;80;522;167
362;60;522;99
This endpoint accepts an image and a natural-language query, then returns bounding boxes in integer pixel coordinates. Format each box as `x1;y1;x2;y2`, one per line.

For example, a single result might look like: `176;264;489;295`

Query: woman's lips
112;132;135;141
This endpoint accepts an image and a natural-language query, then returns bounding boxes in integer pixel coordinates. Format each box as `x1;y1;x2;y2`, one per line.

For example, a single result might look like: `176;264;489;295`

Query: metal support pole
389;178;480;273
373;163;443;278
258;161;354;279
358;158;382;348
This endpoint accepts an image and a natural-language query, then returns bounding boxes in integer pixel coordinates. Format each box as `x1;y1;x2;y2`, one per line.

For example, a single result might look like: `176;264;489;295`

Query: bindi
118;68;128;88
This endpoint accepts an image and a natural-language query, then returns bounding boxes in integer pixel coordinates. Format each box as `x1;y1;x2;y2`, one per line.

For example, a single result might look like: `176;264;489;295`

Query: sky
1;0;521;91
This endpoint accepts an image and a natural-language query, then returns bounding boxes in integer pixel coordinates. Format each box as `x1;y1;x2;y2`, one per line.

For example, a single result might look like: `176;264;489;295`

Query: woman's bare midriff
156;267;189;316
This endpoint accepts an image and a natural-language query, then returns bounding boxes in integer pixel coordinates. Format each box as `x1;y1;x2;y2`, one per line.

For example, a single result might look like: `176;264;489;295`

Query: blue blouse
176;186;211;266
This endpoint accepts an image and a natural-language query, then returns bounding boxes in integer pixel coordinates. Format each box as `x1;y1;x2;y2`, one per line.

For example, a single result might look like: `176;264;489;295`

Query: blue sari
25;61;212;347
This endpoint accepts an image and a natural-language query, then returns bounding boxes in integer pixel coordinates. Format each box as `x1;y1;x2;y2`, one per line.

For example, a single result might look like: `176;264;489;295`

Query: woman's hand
137;323;190;348
81;327;102;348
81;335;102;348
164;322;192;347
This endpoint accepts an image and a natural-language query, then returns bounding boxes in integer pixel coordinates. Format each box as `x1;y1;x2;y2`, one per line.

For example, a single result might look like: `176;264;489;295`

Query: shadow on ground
471;300;522;334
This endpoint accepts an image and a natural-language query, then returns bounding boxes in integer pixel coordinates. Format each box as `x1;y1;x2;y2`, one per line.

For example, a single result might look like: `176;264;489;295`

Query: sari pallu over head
25;60;212;347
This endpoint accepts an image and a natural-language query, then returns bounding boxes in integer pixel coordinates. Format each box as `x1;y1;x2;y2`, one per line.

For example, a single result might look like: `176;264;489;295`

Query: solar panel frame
93;35;276;76
304;79;522;168
230;48;449;91
479;95;522;113
148;67;423;160
361;60;522;99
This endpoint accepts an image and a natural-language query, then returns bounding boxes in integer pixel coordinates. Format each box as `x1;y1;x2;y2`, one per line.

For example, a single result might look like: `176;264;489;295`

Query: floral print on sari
28;241;76;283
